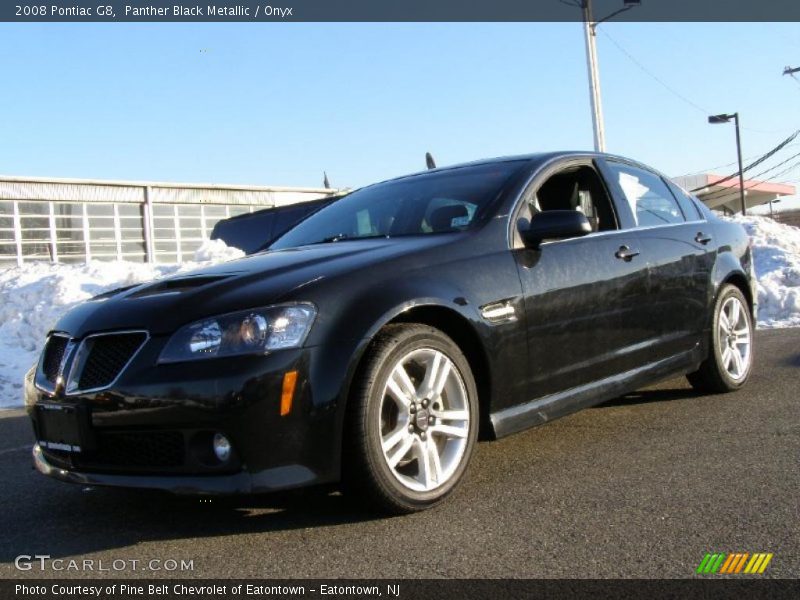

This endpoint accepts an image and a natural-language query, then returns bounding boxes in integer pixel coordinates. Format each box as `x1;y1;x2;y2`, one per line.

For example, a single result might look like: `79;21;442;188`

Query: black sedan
25;152;756;513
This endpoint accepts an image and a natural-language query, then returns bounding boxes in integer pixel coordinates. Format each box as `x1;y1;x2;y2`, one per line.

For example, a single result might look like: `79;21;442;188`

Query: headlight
158;303;316;363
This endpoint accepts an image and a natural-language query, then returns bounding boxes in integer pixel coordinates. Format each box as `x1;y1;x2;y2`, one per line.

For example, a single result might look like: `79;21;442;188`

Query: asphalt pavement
1;328;797;579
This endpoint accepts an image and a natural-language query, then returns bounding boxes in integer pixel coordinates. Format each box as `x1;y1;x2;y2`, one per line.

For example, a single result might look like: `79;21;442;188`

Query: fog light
213;433;231;462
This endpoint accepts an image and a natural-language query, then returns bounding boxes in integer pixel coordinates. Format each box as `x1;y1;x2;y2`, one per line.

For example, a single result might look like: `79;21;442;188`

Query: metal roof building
0;175;334;266
672;173;796;214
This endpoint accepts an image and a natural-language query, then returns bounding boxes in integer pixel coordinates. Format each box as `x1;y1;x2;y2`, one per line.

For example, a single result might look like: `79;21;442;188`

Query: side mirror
519;210;592;248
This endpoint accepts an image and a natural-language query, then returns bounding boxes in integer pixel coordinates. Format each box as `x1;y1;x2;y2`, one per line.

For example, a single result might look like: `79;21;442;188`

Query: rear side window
606;162;685;227
666;180;704;221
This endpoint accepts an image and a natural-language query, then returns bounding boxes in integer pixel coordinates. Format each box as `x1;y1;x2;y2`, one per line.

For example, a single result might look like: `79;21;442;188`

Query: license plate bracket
36;403;93;453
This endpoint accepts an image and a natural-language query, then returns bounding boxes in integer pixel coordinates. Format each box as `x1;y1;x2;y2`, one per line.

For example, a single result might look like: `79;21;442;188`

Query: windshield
269;161;526;250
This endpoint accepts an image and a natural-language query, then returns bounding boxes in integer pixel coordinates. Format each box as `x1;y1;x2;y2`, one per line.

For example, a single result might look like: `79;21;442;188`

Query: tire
687;284;754;393
342;323;479;514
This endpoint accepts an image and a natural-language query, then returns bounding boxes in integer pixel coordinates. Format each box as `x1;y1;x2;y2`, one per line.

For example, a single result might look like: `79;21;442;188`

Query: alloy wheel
717;295;752;381
378;348;470;492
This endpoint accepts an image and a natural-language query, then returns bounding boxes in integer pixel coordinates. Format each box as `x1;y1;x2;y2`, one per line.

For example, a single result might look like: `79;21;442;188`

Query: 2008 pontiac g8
26;152;756;513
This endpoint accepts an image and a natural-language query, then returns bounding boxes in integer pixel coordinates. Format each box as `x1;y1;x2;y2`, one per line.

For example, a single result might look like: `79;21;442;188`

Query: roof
674;173;796;197
672;173;796;212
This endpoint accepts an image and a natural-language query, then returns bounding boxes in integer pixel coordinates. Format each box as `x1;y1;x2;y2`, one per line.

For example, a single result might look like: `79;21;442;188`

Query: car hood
54;235;459;337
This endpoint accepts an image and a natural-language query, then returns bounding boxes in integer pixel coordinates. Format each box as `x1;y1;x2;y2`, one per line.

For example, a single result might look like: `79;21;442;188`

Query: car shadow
0;414;387;564
0;482;388;563
596;386;700;408
784;353;800;367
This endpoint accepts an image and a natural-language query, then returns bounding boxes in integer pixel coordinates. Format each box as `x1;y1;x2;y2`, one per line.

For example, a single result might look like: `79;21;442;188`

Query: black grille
87;430;186;468
77;332;147;391
41;335;69;384
43;430;186;471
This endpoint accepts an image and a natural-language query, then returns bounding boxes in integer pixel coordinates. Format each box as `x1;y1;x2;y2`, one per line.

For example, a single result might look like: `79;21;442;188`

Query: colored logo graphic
696;552;773;574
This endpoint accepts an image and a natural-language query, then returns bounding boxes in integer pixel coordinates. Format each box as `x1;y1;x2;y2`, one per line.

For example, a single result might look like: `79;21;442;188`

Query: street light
708;112;747;216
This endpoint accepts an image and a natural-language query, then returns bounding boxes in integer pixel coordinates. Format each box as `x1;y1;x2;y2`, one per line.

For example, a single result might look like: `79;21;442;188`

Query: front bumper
32;444;316;494
26;341;355;494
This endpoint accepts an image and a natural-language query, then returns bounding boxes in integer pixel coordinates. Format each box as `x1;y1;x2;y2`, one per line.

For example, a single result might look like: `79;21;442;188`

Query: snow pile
0;240;244;408
192;238;247;263
725;215;800;329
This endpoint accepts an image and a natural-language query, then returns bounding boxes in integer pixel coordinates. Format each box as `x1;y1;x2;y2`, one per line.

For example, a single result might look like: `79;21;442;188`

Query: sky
1;22;799;209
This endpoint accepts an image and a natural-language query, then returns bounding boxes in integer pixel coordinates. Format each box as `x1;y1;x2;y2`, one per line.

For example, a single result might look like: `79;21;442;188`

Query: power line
597;28;710;115
689;129;800;192
700;149;800;202
679;159;754;179
703;165;800;207
599;29;784;135
699;155;800;205
701;166;800;206
676;145;800;179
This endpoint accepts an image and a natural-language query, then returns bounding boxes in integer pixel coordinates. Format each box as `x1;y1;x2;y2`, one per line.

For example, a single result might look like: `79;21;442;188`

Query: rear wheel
343;324;478;514
687;284;754;393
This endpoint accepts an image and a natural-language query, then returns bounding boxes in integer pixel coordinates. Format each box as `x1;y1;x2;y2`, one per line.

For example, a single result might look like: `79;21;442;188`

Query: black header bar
3;0;800;23
3;579;800;600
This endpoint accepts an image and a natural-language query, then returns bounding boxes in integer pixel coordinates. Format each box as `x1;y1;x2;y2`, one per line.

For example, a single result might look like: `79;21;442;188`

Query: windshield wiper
308;233;389;245
318;233;350;243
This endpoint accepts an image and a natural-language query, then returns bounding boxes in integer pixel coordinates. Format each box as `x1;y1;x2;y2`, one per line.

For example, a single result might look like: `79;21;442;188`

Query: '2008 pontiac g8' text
26;152;756;513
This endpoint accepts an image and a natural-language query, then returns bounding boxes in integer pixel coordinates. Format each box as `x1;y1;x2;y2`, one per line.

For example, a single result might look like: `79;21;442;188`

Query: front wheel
343;324;479;514
687;284;754;393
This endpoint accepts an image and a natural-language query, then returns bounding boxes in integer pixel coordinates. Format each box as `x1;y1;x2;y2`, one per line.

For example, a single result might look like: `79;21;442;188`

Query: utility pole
579;1;641;153
583;0;605;152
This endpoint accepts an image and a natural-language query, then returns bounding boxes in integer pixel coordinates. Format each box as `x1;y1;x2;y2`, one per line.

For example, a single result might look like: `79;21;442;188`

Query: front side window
607;162;685;227
519;164;618;235
270;161;525;250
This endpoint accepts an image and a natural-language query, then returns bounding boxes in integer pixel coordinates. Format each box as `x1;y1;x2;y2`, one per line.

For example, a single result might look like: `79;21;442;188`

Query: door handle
695;232;713;245
615;245;640;261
